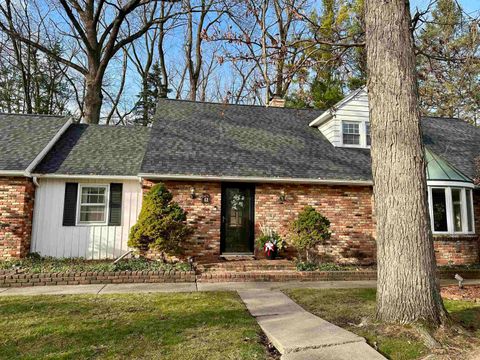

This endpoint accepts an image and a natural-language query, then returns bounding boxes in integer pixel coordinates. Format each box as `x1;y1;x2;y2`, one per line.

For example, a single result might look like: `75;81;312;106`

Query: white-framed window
341;120;370;148
342;121;360;145
428;185;475;235
77;184;109;225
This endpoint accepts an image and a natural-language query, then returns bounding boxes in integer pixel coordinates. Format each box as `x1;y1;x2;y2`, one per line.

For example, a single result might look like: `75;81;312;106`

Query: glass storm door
221;184;254;254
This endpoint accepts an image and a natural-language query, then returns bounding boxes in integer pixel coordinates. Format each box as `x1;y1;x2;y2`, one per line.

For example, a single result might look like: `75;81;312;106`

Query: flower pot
265;248;277;260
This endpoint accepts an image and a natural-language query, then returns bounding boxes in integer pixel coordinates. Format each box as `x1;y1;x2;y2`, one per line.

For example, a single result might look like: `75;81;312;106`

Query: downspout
32;176;40;187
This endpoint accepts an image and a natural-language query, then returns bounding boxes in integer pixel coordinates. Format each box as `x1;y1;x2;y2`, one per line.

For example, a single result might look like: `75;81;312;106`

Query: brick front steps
197;259;297;272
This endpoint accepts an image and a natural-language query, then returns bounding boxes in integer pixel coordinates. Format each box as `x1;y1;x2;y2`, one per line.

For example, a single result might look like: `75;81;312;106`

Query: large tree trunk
84;73;102;124
365;0;446;325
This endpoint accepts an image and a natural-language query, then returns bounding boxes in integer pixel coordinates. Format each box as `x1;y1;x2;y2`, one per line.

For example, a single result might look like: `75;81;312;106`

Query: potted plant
256;224;285;260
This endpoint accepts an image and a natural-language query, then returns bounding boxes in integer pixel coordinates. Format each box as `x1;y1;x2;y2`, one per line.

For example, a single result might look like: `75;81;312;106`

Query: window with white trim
77;185;109;224
342;121;360;145
428;186;475;235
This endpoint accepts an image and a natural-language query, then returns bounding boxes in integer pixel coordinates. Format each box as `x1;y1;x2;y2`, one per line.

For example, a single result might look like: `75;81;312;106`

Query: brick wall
255;184;376;265
0;177;35;259
142;180;222;261
142;180;376;264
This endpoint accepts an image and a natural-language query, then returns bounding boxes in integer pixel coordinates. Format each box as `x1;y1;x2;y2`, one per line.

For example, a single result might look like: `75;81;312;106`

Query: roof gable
0;114;69;173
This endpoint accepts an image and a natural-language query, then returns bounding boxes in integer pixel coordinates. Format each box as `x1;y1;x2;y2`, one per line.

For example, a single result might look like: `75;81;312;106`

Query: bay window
428;186;475;235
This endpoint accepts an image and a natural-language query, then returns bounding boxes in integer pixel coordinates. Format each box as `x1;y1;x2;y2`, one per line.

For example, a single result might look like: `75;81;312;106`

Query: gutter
137;173;373;186
32;174;140;181
308;109;334;127
0;170;26;176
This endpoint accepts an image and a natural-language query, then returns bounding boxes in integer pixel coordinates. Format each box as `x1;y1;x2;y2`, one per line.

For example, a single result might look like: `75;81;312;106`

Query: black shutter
108;183;123;226
63;183;78;226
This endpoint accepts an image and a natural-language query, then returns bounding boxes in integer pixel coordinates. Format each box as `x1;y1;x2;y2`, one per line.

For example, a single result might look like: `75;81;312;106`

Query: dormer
309;87;370;148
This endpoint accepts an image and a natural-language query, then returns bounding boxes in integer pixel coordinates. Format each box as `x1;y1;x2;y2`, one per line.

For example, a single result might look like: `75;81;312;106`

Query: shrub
128;183;194;257
290;206;331;262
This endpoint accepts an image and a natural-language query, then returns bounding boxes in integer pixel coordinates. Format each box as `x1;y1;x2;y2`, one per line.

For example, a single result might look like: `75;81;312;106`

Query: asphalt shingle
422;117;480;180
140;99;373;181
0;113;68;171
34;124;151;176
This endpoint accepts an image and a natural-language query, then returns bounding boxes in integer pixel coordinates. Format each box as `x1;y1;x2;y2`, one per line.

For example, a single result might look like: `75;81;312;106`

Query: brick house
1;88;479;265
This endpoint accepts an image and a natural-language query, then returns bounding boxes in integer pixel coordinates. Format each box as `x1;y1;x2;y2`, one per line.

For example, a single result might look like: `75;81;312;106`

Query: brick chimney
268;96;286;108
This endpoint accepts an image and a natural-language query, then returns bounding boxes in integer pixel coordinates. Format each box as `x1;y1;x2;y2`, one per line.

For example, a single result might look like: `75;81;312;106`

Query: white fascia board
138;173;373;186
0;170;27;176
309;109;334;127
32;174;140;181
309;86;367;127
427;180;475;189
25;117;73;176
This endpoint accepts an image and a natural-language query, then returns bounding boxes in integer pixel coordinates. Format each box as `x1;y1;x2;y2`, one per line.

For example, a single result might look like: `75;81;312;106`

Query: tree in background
366;0;446;325
286;0;366;109
133;63;166;125
416;0;480;125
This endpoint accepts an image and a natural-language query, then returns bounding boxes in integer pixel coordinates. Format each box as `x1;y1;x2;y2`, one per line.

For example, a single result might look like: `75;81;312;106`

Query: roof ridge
0;112;66;118
156;97;324;112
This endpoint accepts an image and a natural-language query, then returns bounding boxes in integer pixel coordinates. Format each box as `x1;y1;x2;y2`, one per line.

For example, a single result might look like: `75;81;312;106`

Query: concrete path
0;279;477;297
238;289;386;359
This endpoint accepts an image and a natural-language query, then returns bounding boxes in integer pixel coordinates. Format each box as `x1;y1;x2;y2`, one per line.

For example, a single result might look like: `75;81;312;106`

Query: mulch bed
441;285;480;302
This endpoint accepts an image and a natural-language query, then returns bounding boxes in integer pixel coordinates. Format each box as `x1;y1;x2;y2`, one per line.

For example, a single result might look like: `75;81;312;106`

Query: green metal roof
426;148;472;183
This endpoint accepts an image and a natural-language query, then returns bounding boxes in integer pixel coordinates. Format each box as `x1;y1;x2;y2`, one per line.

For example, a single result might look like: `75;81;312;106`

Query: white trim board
25;117;73;176
32;174;140;181
138;173;373;186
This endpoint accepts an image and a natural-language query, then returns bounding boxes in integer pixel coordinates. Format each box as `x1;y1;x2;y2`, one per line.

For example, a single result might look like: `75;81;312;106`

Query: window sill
433;234;478;241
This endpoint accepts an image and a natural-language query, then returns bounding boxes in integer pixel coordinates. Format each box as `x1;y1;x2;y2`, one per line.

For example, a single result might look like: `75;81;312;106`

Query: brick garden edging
1;269;479;287
0;270;196;287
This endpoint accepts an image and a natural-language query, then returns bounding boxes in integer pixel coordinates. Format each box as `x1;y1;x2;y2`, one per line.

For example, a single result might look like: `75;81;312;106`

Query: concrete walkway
0;279;477;296
238;289;386;359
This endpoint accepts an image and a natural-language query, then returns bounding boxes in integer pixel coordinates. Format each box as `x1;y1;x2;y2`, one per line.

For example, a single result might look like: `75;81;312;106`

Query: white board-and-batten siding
31;178;143;259
318;88;370;147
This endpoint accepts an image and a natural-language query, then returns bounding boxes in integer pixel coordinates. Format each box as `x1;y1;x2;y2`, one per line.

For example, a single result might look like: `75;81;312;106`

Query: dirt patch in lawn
441;285;480;302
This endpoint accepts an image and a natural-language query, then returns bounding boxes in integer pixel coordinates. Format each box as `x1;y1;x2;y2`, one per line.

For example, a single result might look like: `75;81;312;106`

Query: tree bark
365;0;446;325
84;74;103;125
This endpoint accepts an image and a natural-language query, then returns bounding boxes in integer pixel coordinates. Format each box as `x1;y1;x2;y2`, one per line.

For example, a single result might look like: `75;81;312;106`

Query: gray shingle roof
13;101;477;182
0;113;68;172
35;124;151;176
140;99;373;181
421;117;480;180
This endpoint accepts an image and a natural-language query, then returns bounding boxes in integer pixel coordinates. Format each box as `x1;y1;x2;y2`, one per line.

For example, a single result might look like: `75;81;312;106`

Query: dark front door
221;184;255;254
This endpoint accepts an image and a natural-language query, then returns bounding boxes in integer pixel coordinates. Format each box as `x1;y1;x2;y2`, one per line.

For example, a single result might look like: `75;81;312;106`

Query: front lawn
284;288;480;360
0;292;270;360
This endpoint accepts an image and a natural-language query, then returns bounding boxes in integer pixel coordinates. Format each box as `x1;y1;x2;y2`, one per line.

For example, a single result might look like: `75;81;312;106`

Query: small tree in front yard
128;183;194;258
290;206;331;262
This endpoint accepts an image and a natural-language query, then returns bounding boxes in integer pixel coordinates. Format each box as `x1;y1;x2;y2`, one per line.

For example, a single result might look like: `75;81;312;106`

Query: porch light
190;187;196;199
278;190;286;203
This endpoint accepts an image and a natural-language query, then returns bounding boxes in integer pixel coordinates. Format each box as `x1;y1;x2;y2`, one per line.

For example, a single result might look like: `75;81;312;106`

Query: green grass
0;256;190;273
0;292;268;360
284;288;480;360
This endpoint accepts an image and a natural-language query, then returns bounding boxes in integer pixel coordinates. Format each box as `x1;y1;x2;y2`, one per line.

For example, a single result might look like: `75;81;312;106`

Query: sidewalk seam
96;284;107;295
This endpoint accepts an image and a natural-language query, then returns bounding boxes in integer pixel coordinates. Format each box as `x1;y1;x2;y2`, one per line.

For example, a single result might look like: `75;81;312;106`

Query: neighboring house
0;88;478;265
